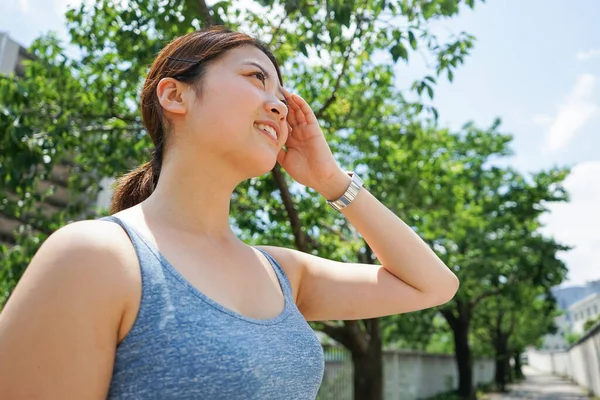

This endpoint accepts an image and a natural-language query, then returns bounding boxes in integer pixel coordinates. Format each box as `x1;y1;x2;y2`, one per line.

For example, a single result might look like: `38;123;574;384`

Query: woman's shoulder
38;218;141;295
0;219;140;397
13;219;141;317
49;218;131;252
255;245;305;300
24;219;134;272
24;217;139;291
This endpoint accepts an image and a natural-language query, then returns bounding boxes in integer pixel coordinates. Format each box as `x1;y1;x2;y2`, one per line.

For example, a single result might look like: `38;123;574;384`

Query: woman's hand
278;90;351;200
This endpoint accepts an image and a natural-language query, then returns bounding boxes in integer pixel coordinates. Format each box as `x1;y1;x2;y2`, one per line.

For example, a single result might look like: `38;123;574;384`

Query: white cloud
5;0;30;13
576;48;600;62
540;73;598;153
532;114;552;126
540;162;600;285
17;0;30;12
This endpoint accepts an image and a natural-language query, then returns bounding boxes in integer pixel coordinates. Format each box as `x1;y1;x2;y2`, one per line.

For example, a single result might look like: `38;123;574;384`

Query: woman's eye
252;71;266;84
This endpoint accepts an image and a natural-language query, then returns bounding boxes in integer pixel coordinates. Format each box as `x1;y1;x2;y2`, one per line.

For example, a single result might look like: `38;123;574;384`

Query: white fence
528;322;600;397
319;348;494;400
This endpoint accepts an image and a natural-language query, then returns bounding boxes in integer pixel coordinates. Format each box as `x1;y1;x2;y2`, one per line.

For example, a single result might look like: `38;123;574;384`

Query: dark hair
110;26;282;213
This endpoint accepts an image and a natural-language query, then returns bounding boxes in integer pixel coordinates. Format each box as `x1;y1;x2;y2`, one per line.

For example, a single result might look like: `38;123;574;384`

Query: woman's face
181;45;289;178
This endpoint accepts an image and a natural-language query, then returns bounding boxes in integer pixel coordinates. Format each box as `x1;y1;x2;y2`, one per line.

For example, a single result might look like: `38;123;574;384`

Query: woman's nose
266;98;288;119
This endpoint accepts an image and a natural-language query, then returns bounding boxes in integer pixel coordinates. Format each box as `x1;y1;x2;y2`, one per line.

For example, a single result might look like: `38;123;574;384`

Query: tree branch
344;320;370;354
507;312;517;336
314;50;352;120
196;0;216;26
270;164;314;252
318;322;353;349
314;15;367;120
440;307;457;330
364;318;379;341
319;221;353;242
470;275;517;308
317;320;371;355
268;9;290;49
440;301;466;330
471;289;499;309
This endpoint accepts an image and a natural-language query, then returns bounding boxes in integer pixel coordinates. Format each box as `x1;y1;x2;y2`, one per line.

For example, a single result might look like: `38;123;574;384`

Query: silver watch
326;172;364;211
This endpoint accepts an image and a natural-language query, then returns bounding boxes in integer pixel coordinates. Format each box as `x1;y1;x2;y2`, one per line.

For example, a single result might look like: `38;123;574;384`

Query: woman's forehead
222;46;279;76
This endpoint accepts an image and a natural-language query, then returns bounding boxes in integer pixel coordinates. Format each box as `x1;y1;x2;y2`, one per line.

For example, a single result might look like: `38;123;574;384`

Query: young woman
0;27;459;399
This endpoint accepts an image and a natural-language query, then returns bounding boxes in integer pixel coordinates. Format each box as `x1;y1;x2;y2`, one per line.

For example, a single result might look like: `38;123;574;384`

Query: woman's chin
241;152;279;179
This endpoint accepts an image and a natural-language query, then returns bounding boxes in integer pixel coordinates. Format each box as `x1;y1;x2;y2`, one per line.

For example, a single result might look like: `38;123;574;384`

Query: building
1;32;115;248
0;32;33;76
539;281;600;350
551;280;600;310
569;292;600;335
0;33;74;247
541;313;570;351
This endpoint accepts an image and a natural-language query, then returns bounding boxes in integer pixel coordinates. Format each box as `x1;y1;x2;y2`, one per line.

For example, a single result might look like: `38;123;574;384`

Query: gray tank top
101;215;324;399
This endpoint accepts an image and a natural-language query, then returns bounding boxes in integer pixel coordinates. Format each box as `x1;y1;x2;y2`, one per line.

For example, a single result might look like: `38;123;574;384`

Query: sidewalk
487;366;592;400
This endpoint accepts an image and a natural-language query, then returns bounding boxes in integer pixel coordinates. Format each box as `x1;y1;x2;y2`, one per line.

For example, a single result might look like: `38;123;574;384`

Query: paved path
487;366;592;400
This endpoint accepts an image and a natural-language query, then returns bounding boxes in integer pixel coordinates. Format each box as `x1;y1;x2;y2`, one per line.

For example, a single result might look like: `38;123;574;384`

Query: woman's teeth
255;123;277;140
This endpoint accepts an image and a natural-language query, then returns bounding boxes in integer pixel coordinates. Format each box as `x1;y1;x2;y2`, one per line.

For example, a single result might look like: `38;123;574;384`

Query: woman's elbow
435;273;460;305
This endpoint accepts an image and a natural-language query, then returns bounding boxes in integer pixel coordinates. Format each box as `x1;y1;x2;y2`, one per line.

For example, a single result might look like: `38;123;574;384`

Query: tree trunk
513;352;524;380
443;305;474;400
505;356;512;383
453;322;475;400
493;335;509;391
352;319;383;400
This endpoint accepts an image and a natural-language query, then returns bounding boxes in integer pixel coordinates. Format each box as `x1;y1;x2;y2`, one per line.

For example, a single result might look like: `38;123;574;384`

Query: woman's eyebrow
243;61;285;98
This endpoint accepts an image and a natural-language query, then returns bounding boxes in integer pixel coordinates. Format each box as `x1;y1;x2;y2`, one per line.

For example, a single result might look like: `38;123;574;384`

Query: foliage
583;314;600;332
0;1;573;399
565;331;582;345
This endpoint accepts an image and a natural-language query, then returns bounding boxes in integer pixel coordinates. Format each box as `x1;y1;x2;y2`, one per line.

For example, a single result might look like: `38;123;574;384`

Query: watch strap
327;172;364;211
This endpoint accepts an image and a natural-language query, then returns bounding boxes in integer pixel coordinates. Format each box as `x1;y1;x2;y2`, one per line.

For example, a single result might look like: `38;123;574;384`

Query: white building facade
569;293;600;334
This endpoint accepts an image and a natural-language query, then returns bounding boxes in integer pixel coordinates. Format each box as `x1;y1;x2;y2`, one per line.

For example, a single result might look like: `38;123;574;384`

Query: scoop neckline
109;215;293;326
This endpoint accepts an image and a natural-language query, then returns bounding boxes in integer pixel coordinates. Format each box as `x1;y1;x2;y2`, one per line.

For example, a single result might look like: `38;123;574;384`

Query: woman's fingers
290;94;318;125
282;90;318;129
282;89;298;126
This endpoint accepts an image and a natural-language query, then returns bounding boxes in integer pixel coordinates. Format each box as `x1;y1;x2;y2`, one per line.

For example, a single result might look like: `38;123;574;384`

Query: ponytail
109;162;154;214
110;145;163;213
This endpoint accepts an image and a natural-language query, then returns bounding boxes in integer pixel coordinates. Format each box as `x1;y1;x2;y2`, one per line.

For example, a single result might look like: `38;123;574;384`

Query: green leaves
408;30;418;50
390;42;408;62
0;3;570;398
1;0;561;372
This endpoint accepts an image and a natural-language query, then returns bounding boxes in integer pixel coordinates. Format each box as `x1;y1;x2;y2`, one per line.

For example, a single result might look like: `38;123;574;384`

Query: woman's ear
156;77;189;115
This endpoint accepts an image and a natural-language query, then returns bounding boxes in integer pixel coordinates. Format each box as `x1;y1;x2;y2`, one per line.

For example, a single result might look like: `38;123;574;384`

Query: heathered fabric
101;215;324;399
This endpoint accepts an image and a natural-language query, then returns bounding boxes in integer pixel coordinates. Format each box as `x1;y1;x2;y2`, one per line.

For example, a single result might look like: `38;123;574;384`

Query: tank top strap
99;215;158;267
100;216;296;310
253;247;295;303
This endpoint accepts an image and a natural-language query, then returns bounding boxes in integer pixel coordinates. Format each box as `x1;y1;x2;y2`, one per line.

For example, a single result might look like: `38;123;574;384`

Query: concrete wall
319;349;494;400
528;322;600;397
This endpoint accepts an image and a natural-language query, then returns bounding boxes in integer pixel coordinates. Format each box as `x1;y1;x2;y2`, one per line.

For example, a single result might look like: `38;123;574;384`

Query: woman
0;27;459;399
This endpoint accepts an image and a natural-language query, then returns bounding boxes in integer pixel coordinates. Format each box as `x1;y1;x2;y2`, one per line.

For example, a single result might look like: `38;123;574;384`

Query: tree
342;112;569;399
473;277;563;390
411;121;570;399
1;1;484;399
508;291;560;381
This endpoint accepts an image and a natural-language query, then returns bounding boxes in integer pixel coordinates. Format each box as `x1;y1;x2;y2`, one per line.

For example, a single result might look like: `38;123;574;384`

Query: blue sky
2;0;599;286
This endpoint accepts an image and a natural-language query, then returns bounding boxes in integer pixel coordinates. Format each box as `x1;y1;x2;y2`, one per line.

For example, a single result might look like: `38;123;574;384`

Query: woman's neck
141;156;242;241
